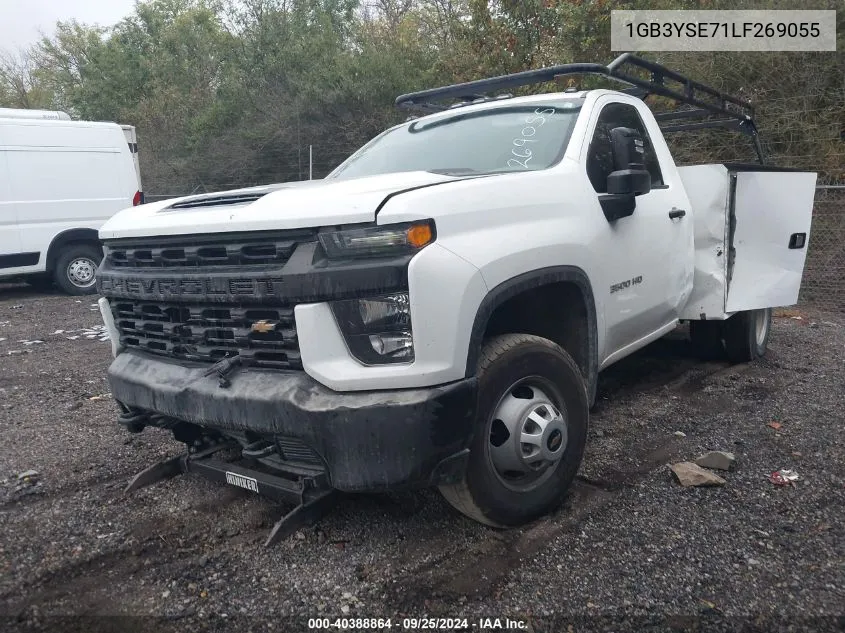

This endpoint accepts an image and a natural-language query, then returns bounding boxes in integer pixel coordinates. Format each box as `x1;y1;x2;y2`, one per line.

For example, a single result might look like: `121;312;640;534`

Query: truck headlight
331;293;414;364
318;221;434;259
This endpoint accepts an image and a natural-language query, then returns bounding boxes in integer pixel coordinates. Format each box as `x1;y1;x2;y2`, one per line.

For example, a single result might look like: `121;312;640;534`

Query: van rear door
724;168;817;312
121;125;142;200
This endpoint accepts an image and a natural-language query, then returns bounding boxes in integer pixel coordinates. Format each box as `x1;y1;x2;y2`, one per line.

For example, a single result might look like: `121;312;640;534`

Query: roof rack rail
395;53;764;163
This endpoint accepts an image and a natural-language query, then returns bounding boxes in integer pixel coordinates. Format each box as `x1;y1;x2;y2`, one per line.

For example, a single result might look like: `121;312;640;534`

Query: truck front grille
112;300;301;370
105;229;317;269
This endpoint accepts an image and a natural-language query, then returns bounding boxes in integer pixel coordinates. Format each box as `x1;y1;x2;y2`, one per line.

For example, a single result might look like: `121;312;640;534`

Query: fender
46;228;101;269
464;265;599;405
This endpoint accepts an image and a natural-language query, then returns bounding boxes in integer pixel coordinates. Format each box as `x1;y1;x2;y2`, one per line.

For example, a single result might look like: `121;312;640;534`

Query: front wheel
439;334;588;527
54;243;103;296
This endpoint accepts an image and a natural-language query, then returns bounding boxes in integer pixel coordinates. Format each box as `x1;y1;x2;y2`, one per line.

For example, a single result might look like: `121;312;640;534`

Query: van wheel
54;243;103;296
724;308;772;362
439;334;588;527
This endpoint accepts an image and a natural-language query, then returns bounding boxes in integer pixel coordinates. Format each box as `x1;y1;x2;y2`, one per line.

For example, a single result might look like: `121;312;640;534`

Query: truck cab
96;55;815;538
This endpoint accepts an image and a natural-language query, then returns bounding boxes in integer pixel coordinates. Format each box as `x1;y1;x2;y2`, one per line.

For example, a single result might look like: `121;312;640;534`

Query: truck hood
99;171;461;239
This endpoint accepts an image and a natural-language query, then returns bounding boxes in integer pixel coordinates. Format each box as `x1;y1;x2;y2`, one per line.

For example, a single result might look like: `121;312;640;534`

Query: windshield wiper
427;167;481;176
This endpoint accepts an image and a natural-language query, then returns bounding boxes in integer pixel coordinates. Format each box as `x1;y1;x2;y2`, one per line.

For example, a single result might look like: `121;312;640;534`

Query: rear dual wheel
439;334;588;527
689;308;772;363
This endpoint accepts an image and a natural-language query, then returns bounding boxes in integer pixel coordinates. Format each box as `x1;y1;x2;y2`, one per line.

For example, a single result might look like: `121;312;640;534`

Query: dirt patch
1;282;843;631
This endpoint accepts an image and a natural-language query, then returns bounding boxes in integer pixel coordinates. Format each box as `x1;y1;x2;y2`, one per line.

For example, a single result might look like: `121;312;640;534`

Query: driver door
583;98;694;366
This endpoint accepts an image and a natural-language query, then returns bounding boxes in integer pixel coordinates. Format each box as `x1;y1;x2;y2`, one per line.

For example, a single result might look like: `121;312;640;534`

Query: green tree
1;0;840;191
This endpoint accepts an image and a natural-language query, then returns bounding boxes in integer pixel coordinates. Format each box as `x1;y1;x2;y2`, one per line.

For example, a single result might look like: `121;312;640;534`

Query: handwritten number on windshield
507;108;556;169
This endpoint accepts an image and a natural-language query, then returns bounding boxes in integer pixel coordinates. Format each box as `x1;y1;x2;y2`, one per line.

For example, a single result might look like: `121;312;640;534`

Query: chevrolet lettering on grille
98;275;285;299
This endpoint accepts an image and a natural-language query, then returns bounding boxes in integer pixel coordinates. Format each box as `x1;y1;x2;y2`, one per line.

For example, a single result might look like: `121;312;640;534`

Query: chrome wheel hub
67;258;97;288
488;378;567;491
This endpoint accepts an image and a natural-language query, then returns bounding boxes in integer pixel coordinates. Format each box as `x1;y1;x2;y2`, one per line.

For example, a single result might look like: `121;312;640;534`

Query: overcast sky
0;0;137;52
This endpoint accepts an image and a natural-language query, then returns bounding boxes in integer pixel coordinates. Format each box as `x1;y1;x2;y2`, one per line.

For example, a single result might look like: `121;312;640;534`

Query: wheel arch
46;229;102;270
465;266;599;405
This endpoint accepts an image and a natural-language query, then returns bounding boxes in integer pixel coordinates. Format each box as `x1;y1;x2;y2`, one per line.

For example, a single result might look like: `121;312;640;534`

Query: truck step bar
124;442;336;546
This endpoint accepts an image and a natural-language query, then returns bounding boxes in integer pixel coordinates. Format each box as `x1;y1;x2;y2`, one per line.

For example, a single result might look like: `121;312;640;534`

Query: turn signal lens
406;223;433;248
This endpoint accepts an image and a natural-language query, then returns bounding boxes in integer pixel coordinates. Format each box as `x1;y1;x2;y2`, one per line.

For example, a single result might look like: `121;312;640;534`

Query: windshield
328;100;583;180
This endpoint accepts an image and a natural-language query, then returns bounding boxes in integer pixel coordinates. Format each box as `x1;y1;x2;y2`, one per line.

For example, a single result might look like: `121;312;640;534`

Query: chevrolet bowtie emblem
251;320;277;334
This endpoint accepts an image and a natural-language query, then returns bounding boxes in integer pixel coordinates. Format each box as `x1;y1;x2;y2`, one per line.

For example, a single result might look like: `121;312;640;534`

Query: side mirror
606;127;651;196
598;127;652;222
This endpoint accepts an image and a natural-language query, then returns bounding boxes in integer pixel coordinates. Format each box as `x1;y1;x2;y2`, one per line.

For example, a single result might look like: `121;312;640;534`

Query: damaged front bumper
107;350;476;492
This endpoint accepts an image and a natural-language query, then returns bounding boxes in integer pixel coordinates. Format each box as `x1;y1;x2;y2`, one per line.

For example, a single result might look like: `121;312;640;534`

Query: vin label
611;10;836;52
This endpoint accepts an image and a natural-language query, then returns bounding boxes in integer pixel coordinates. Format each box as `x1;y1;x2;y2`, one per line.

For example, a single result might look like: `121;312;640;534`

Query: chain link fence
801;186;845;312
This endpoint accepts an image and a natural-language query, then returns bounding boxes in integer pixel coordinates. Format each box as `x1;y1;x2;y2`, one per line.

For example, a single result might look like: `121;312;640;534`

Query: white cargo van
0;108;142;294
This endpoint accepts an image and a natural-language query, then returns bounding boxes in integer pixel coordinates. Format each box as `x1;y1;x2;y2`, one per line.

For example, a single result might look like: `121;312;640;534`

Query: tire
689;320;725;360
723;308;772;363
439;334;589;527
54;243;103;296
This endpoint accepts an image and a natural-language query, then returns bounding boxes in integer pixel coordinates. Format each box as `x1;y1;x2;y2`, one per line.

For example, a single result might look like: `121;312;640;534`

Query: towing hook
117;406;148;433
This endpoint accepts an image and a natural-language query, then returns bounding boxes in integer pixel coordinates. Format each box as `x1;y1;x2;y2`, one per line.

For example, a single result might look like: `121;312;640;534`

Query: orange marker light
406;223;433;248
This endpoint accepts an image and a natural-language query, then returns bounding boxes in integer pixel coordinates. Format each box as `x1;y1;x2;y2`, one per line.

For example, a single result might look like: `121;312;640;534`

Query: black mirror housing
610;126;644;170
599;193;635;222
606;126;652;196
607;169;651;196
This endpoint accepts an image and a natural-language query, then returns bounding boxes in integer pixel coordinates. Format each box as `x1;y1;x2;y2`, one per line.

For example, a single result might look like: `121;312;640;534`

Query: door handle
668;208;686;220
788;233;807;249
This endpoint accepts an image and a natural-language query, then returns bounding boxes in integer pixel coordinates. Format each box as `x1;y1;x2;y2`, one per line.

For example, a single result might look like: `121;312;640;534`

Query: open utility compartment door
677;164;730;320
725;169;817;312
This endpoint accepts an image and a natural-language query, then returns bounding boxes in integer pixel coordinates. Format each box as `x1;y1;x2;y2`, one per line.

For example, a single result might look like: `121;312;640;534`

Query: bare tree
0;50;44;108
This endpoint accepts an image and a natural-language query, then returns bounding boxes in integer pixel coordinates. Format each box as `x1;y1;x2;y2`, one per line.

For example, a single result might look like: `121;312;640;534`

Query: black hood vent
167;192;269;210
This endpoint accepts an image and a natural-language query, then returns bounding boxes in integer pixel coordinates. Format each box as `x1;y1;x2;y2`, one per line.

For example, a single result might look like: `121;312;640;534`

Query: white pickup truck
95;55;816;541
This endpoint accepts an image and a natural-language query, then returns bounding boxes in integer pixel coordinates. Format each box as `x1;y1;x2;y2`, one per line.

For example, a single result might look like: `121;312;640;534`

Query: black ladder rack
395;53;764;163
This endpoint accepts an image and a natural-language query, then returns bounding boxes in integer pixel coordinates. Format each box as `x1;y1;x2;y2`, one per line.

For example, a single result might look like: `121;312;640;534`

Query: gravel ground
0;283;843;633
